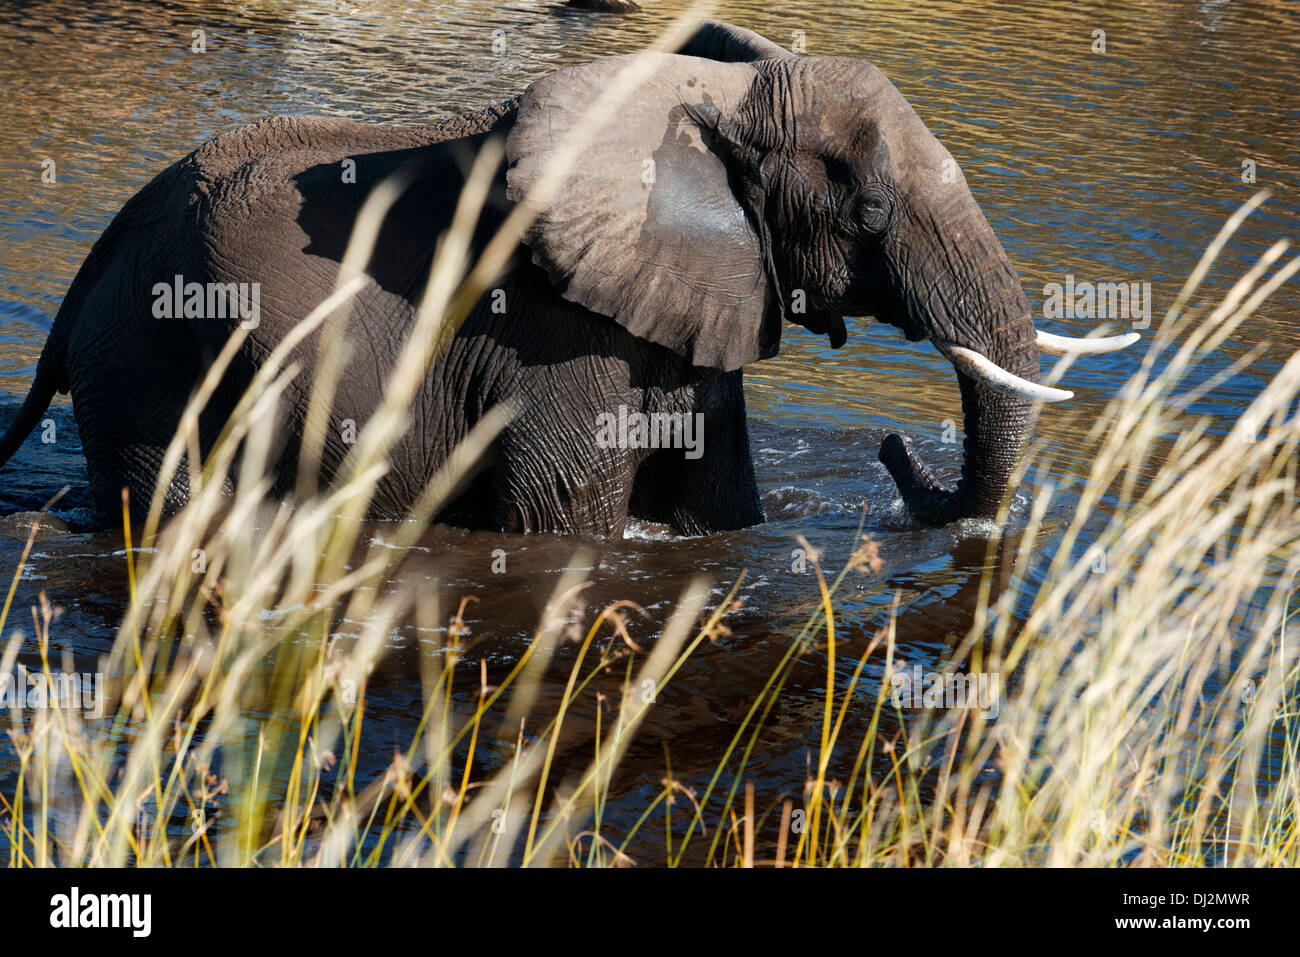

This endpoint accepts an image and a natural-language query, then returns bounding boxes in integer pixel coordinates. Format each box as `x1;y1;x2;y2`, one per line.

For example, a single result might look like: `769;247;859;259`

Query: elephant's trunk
878;206;1043;525
880;362;1036;524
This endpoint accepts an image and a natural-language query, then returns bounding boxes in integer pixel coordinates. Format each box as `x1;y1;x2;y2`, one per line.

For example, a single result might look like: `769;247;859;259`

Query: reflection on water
0;0;1296;862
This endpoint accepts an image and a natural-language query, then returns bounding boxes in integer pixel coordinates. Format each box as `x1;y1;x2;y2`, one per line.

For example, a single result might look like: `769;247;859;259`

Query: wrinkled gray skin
0;21;1042;535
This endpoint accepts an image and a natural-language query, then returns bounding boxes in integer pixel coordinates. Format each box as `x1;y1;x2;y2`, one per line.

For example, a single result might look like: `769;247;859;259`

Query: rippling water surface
0;0;1297;862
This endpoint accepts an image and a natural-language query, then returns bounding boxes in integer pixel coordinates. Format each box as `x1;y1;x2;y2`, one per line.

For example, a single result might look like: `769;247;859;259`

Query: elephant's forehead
795;69;956;189
867;95;962;195
888;125;960;193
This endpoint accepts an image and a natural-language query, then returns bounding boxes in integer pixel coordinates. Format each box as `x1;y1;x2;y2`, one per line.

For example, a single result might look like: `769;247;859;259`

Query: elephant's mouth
879;329;1140;526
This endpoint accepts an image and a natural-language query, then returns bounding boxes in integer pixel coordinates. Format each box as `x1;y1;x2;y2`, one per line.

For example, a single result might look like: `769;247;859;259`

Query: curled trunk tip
879;432;970;525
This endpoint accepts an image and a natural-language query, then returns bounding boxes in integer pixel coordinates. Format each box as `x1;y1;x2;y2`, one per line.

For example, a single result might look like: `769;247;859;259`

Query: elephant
564;0;641;12
0;20;1134;536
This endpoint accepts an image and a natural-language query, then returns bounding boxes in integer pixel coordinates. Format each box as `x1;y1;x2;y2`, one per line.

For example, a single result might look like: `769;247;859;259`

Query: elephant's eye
856;191;891;235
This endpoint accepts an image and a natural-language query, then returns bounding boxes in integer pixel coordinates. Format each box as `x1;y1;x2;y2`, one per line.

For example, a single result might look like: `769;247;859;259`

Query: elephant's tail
0;344;61;471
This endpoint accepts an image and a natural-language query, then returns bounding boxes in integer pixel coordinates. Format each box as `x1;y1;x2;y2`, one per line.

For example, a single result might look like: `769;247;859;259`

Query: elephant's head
506;31;1134;525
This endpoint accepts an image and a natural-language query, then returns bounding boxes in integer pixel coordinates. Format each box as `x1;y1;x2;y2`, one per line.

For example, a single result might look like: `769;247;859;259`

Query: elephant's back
50;100;514;381
187;98;519;185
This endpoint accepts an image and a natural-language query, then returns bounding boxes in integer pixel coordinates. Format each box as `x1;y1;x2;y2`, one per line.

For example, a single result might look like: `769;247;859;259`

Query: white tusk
1036;330;1141;356
940;343;1074;402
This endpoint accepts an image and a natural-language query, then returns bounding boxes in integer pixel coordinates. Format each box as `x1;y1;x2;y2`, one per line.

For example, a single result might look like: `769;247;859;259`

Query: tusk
1036;330;1141;356
940;343;1074;402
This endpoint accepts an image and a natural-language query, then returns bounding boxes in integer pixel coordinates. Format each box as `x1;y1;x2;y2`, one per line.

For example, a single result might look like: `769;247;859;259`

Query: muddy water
0;0;1297;863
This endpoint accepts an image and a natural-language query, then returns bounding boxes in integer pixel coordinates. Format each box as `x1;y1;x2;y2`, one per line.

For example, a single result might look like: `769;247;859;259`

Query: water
0;0;1297;863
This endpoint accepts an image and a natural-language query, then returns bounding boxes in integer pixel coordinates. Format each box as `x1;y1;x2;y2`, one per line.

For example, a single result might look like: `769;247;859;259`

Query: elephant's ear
505;53;780;371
